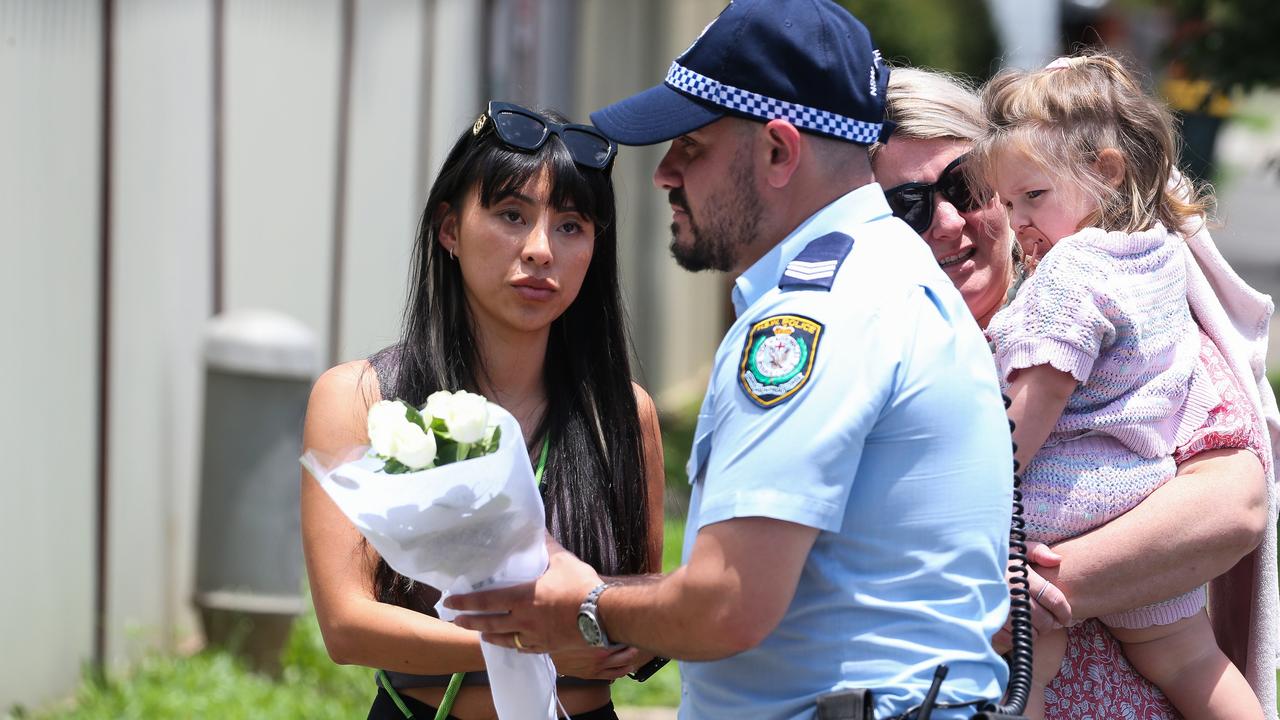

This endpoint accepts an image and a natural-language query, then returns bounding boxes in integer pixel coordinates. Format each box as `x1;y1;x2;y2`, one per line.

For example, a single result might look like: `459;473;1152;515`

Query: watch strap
579;582;613;647
627;656;670;682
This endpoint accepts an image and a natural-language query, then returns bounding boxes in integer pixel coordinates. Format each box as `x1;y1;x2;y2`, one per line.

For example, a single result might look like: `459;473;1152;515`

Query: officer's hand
550;645;641;681
446;536;601;653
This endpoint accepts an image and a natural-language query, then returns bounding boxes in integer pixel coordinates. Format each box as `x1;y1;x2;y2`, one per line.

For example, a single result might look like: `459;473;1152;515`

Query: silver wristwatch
577;582;613;647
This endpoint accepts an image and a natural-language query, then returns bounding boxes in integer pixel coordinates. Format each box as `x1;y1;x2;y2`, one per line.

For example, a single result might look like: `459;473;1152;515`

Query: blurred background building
3;0;1277;713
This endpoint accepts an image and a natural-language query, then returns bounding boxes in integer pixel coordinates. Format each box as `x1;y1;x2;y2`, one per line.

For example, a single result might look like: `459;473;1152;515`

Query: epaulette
777;232;854;291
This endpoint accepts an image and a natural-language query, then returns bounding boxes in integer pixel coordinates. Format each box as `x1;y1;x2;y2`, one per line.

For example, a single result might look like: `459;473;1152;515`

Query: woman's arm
301;361;487;672
634;384;666;574
1035;447;1266;623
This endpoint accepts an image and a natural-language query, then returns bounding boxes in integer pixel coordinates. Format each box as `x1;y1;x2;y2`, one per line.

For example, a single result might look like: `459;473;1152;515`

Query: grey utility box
195;309;319;674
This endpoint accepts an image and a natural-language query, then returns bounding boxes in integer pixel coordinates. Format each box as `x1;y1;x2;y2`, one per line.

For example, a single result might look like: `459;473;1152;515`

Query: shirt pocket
685;414;715;485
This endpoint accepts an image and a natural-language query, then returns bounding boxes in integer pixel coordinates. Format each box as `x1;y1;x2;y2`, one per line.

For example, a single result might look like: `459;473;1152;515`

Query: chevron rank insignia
778;231;854;291
738;314;824;408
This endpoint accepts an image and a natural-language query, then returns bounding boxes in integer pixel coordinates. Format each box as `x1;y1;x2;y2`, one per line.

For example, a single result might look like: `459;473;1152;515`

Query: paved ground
1212;91;1280;371
617;708;677;720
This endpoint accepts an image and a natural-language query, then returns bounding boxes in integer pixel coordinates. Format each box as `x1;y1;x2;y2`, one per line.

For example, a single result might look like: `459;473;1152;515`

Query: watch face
577;612;601;645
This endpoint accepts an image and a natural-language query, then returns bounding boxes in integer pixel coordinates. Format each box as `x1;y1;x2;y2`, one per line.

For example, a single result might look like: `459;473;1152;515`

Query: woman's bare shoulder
631;381;655;412
306;360;381;449
312;360;382;406
631;382;660;428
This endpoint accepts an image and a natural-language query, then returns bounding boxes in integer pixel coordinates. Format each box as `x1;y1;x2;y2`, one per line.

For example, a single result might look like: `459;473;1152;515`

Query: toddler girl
974;54;1262;720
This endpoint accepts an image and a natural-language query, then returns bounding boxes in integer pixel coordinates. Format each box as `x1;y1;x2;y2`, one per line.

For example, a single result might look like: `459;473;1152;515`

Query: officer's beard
668;153;762;273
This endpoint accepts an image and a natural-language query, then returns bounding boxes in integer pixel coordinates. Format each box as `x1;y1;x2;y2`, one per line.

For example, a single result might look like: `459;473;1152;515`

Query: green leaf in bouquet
401;403;429;432
434;437;460;467
381;457;413;475
466;429;498;459
453;442;472;463
429;416;451;436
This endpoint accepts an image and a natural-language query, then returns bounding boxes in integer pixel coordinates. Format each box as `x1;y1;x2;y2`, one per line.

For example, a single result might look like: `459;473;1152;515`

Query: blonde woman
872;66;1277;720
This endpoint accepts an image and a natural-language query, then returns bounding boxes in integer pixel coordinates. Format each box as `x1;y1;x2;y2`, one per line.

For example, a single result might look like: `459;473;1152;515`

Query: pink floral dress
1043;330;1267;720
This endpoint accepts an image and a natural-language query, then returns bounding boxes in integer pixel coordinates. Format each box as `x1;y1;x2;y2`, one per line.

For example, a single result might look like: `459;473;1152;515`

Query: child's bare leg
1026;627;1066;720
1109;611;1262;720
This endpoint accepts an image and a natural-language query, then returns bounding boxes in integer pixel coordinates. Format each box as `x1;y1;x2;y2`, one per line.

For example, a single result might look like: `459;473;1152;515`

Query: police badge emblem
739;314;823;408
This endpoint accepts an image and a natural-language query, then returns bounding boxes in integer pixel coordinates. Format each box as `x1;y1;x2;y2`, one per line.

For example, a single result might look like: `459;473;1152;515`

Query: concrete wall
0;0;101;707
106;0;214;663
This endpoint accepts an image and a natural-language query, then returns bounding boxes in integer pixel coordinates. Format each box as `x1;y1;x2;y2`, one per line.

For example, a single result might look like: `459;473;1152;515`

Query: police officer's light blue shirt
678;184;1012;720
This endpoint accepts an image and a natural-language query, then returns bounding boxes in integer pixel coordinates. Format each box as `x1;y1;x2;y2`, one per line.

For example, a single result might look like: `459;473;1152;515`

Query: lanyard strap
534;432;550;486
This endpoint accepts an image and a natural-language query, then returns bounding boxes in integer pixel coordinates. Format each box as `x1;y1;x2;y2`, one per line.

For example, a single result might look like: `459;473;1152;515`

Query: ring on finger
1034;581;1054;604
514;633;526;650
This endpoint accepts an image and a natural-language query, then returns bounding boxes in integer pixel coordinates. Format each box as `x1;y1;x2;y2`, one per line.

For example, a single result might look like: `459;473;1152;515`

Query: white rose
367;400;410;457
425;390;490;444
446;391;491;444
484;401;503;445
424;390;454;423
367;399;437;469
389;420;436;469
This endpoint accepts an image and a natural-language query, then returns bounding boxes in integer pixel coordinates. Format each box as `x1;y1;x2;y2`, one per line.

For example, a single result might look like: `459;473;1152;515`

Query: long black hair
370;107;649;611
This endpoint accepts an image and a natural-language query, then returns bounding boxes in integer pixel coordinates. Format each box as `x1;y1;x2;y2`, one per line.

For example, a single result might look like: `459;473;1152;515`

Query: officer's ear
760;119;802;190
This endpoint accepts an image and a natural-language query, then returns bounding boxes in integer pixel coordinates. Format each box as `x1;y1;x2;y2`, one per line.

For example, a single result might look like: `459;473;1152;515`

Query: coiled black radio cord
984;391;1033;716
888;394;1034;720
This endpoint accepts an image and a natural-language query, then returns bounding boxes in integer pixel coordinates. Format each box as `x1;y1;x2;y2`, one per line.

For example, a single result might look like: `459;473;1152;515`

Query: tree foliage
1168;0;1280;94
838;0;1001;81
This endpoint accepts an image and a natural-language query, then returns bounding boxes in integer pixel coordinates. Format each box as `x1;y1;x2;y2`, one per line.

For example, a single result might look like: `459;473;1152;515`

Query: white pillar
985;0;1061;70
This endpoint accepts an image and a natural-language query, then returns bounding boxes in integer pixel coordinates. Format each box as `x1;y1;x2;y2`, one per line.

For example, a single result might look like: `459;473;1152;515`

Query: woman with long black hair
302;103;665;720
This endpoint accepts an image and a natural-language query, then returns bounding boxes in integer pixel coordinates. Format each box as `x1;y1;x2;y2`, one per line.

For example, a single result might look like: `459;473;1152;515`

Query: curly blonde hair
968;52;1211;235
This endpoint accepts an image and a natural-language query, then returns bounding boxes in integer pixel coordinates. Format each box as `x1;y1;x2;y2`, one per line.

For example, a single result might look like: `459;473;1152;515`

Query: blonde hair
968;52;1211;234
872;67;984;159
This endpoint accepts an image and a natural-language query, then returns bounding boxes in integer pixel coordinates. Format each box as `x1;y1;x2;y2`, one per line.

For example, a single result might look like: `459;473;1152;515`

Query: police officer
447;2;1014;718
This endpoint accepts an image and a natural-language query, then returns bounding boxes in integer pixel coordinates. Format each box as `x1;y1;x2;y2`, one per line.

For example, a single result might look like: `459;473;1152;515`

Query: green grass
19;522;689;719
16;608;371;719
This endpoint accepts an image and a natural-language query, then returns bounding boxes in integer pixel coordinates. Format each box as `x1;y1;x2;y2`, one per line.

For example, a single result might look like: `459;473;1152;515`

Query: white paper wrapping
301;406;557;719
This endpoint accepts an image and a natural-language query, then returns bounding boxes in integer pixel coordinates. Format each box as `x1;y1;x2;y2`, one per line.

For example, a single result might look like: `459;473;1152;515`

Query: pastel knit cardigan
1182;214;1280;719
989;224;1219;459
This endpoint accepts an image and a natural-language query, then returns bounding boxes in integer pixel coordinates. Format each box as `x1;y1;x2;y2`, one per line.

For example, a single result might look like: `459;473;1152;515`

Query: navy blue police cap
590;0;894;147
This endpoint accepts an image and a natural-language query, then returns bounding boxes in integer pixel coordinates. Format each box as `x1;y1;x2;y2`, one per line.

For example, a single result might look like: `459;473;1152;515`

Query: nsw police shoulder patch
738;314;823;408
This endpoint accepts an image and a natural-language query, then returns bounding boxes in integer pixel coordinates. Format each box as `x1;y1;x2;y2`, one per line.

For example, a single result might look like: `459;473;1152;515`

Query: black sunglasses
883;154;980;234
472;101;617;171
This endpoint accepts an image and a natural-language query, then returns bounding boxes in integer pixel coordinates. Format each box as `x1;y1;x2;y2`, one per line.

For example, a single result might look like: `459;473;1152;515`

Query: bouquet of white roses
301;390;557;720
366;391;502;473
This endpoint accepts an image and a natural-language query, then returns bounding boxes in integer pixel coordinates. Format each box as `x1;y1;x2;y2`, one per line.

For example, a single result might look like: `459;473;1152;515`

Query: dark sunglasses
883;154;980;234
472;101;617;171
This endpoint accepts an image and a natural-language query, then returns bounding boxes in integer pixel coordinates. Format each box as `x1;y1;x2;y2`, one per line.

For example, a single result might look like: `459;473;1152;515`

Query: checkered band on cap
664;62;883;144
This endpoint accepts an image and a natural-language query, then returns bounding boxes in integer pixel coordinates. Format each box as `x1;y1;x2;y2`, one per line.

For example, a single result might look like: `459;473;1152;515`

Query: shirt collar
731;183;894;315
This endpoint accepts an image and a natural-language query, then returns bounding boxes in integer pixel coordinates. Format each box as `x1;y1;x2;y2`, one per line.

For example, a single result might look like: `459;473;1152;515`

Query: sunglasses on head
472;101;617;171
883;153;980;234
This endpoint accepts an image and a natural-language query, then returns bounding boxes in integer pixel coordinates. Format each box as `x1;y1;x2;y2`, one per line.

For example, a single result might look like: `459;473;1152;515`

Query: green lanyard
380;434;552;720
